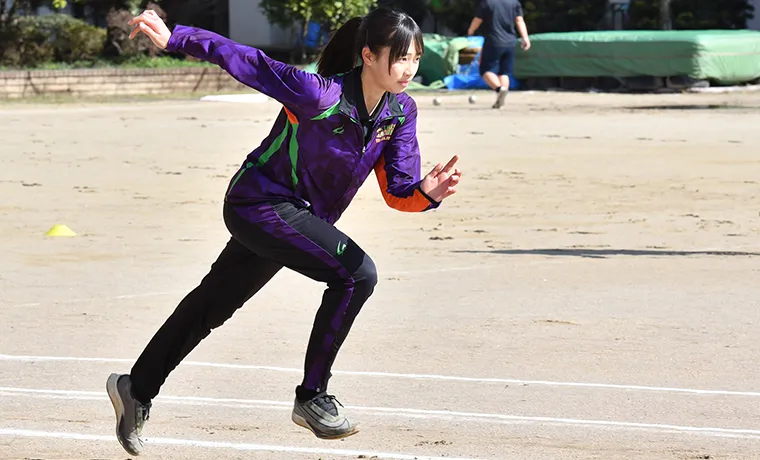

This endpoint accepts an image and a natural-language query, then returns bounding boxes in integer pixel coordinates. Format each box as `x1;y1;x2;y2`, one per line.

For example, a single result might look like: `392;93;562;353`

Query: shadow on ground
624;104;760;111
453;248;760;259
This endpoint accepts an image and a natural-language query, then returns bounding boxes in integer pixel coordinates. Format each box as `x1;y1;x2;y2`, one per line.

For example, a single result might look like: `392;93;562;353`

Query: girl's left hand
128;10;172;49
420;155;462;203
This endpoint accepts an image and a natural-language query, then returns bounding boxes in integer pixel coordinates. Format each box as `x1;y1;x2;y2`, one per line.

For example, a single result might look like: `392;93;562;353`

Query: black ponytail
317;7;424;78
317;16;363;78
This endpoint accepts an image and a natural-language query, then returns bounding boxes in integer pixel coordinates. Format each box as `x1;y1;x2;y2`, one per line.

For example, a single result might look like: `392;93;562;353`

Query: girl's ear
361;46;374;66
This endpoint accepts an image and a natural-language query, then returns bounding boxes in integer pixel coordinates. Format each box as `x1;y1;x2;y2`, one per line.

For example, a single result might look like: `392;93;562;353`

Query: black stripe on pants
129;201;377;404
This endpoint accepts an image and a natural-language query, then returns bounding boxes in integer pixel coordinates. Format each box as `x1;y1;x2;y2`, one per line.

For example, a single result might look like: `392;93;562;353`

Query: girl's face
363;42;422;94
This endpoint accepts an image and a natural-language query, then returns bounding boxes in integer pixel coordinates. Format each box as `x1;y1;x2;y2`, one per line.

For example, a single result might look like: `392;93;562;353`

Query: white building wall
229;0;294;47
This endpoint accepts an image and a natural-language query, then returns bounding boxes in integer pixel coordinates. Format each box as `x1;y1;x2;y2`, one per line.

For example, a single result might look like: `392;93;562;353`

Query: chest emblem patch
375;124;397;143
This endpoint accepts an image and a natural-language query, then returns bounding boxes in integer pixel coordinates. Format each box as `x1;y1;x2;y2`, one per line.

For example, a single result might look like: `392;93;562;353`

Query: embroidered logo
375;124;397;143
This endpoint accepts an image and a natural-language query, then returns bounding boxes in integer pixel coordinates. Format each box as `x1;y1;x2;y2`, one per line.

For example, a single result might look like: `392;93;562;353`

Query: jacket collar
338;67;404;121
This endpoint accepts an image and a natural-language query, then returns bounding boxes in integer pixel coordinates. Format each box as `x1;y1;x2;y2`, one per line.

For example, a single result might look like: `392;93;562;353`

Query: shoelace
131;402;151;437
137;402;152;426
314;394;343;417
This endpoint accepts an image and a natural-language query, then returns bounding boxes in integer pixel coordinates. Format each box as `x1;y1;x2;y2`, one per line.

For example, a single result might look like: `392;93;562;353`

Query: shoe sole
106;374;141;456
291;411;360;440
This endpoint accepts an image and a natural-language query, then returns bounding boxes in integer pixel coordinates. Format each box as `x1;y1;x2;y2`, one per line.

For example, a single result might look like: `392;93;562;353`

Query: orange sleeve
374;155;436;212
373;96;439;213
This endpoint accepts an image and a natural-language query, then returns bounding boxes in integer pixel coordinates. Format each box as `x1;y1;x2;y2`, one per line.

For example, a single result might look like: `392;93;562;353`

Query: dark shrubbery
1;14;106;67
102;3;166;60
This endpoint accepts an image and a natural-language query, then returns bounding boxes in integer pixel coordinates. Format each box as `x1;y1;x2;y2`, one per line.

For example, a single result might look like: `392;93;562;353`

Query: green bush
0;20;52;67
56;16;107;62
0;14;105;68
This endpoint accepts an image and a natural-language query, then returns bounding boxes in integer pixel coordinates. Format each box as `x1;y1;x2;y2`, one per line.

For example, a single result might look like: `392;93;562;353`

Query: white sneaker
106;374;151;456
292;392;359;440
493;87;508;109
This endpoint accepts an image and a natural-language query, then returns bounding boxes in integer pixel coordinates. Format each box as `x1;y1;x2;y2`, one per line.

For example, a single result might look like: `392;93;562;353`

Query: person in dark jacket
468;0;531;108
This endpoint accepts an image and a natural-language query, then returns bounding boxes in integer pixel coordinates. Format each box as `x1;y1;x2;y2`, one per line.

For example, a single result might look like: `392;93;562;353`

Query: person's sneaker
291;392;359;440
493;87;508;109
106;373;151;456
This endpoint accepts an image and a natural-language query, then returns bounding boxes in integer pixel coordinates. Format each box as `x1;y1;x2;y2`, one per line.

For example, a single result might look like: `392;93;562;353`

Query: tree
423;0;750;35
259;0;375;62
519;0;609;33
1;0;138;30
318;0;376;33
629;0;753;29
433;0;477;36
259;0;317;62
432;0;609;36
376;0;428;25
674;0;753;29
2;1;45;29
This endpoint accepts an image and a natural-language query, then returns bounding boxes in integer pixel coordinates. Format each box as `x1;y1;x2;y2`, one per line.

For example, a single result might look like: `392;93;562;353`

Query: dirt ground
1;88;760;460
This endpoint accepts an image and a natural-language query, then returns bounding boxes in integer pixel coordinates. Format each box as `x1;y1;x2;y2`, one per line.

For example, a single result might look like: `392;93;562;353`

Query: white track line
2;353;759;398
0;428;481;460
7;264;509;308
200;93;269;103
3;387;760;440
0;387;526;426
10;290;185;308
387;264;511;275
0;102;225;116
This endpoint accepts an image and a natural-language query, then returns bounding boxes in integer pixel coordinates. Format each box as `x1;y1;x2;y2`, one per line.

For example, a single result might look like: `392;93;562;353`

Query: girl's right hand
420;155;462;203
128;10;172;49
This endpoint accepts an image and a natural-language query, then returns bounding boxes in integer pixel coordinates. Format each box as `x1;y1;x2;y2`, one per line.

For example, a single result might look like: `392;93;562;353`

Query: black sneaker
291;392;359;440
106;374;151;456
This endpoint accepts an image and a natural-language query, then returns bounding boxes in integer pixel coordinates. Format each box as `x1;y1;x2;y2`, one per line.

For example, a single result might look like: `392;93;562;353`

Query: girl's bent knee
354;255;378;289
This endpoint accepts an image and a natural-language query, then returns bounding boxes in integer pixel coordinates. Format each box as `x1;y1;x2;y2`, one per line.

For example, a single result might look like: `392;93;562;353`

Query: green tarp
418;34;471;85
515;30;760;85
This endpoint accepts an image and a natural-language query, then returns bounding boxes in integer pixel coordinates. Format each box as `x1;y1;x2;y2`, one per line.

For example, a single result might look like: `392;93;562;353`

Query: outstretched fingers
427;162;444;177
440;155;459;177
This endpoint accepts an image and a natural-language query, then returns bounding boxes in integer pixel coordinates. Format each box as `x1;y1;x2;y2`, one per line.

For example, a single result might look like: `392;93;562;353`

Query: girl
107;6;462;456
